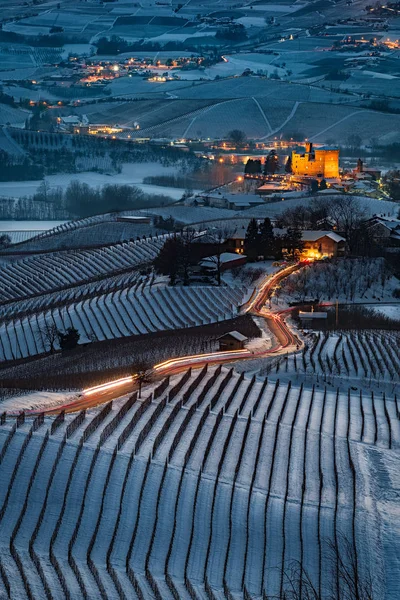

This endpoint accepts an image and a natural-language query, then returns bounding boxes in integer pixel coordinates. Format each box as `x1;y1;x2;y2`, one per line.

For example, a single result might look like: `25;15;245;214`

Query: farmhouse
217;331;248;351
195;192;264;210
366;215;400;250
59;114;89;132
226;227;247;254
291;143;339;178
301;231;346;258
199;252;247;272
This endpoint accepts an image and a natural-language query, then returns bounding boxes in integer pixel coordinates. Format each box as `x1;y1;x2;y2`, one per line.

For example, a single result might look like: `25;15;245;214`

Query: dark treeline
11;130;203;175
0;197;68;221
0;29;86;47
0;152;43;182
245;217;304;261
95;35;222;57
0;181;173;220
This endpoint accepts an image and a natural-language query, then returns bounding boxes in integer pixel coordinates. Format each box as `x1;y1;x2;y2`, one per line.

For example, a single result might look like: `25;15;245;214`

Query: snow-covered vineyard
0;234;173;303
0;366;398;600
261;331;400;394
0;284;248;360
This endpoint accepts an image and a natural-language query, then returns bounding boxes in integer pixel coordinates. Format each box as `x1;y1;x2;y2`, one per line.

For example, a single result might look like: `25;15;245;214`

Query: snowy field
0;366;398;599
371;304;400;321
0;163;185;202
0;390;72;413
0;221;67;232
0;221;68;244
241;195;400;219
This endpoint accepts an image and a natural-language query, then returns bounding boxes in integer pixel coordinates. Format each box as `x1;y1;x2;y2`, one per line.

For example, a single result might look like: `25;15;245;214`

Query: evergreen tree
153;235;183;285
244;159;254;174
284;227;304;259
58;327;80;351
264;150;279;175
319;179;327;190
285;155;292;173
244;159;262;175
245;218;259;261
258;217;275;258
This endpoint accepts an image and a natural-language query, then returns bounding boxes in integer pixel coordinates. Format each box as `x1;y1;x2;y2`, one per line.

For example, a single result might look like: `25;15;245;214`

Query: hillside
0;366;398;599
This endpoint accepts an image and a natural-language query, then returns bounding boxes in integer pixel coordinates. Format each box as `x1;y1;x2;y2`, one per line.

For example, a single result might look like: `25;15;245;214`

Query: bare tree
327;534;375;600
203;228;230;285
327;196;366;253
132;359;153;398
281;561;320;599
279;534;376;600
38;321;59;353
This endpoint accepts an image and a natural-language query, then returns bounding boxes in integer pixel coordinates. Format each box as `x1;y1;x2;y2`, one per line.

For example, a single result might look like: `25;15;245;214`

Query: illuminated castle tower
291;142;339;178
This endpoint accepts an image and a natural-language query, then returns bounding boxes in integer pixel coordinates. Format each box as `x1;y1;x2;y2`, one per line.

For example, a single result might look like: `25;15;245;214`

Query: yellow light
83;376;135;396
154;349;251;373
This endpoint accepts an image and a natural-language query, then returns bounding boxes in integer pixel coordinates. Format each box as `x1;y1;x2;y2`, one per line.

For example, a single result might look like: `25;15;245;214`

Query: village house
58;114;89;133
199;252;247;272
225;227;247;254
217;331;248;351
300;231;346;259
365;215;400;250
195;192;264;210
226;227;346;258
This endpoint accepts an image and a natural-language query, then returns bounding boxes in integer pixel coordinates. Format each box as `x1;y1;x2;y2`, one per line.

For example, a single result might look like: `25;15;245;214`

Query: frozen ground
0;221;67;232
0;163;185;201
0;391;73;413
371;304;400;321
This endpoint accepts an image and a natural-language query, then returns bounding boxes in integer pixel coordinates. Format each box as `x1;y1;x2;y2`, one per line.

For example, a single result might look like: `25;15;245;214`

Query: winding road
16;263;303;415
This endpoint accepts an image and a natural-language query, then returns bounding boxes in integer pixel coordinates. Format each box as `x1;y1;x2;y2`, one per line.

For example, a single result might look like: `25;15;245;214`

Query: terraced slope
0;234;172;304
0;366;397;599
0;283;248;360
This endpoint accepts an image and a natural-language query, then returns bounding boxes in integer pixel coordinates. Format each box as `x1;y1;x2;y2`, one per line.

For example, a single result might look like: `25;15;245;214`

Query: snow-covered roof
200;252;246;265
301;230;346;243
370;217;400;230
229;228;247;240
317;188;341;194
60;114;89;125
217;330;248;342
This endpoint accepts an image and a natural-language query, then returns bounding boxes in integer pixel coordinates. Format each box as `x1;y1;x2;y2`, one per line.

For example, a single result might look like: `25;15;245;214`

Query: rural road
17;263;303;416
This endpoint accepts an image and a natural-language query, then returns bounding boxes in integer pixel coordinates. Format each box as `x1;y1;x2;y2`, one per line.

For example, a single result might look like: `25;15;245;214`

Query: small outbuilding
217;331;248;351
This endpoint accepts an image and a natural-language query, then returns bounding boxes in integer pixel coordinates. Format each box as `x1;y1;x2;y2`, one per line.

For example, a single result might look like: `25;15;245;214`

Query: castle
291;142;339;178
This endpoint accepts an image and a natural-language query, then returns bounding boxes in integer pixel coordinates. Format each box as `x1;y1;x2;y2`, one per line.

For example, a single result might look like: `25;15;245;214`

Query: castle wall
291;147;339;178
